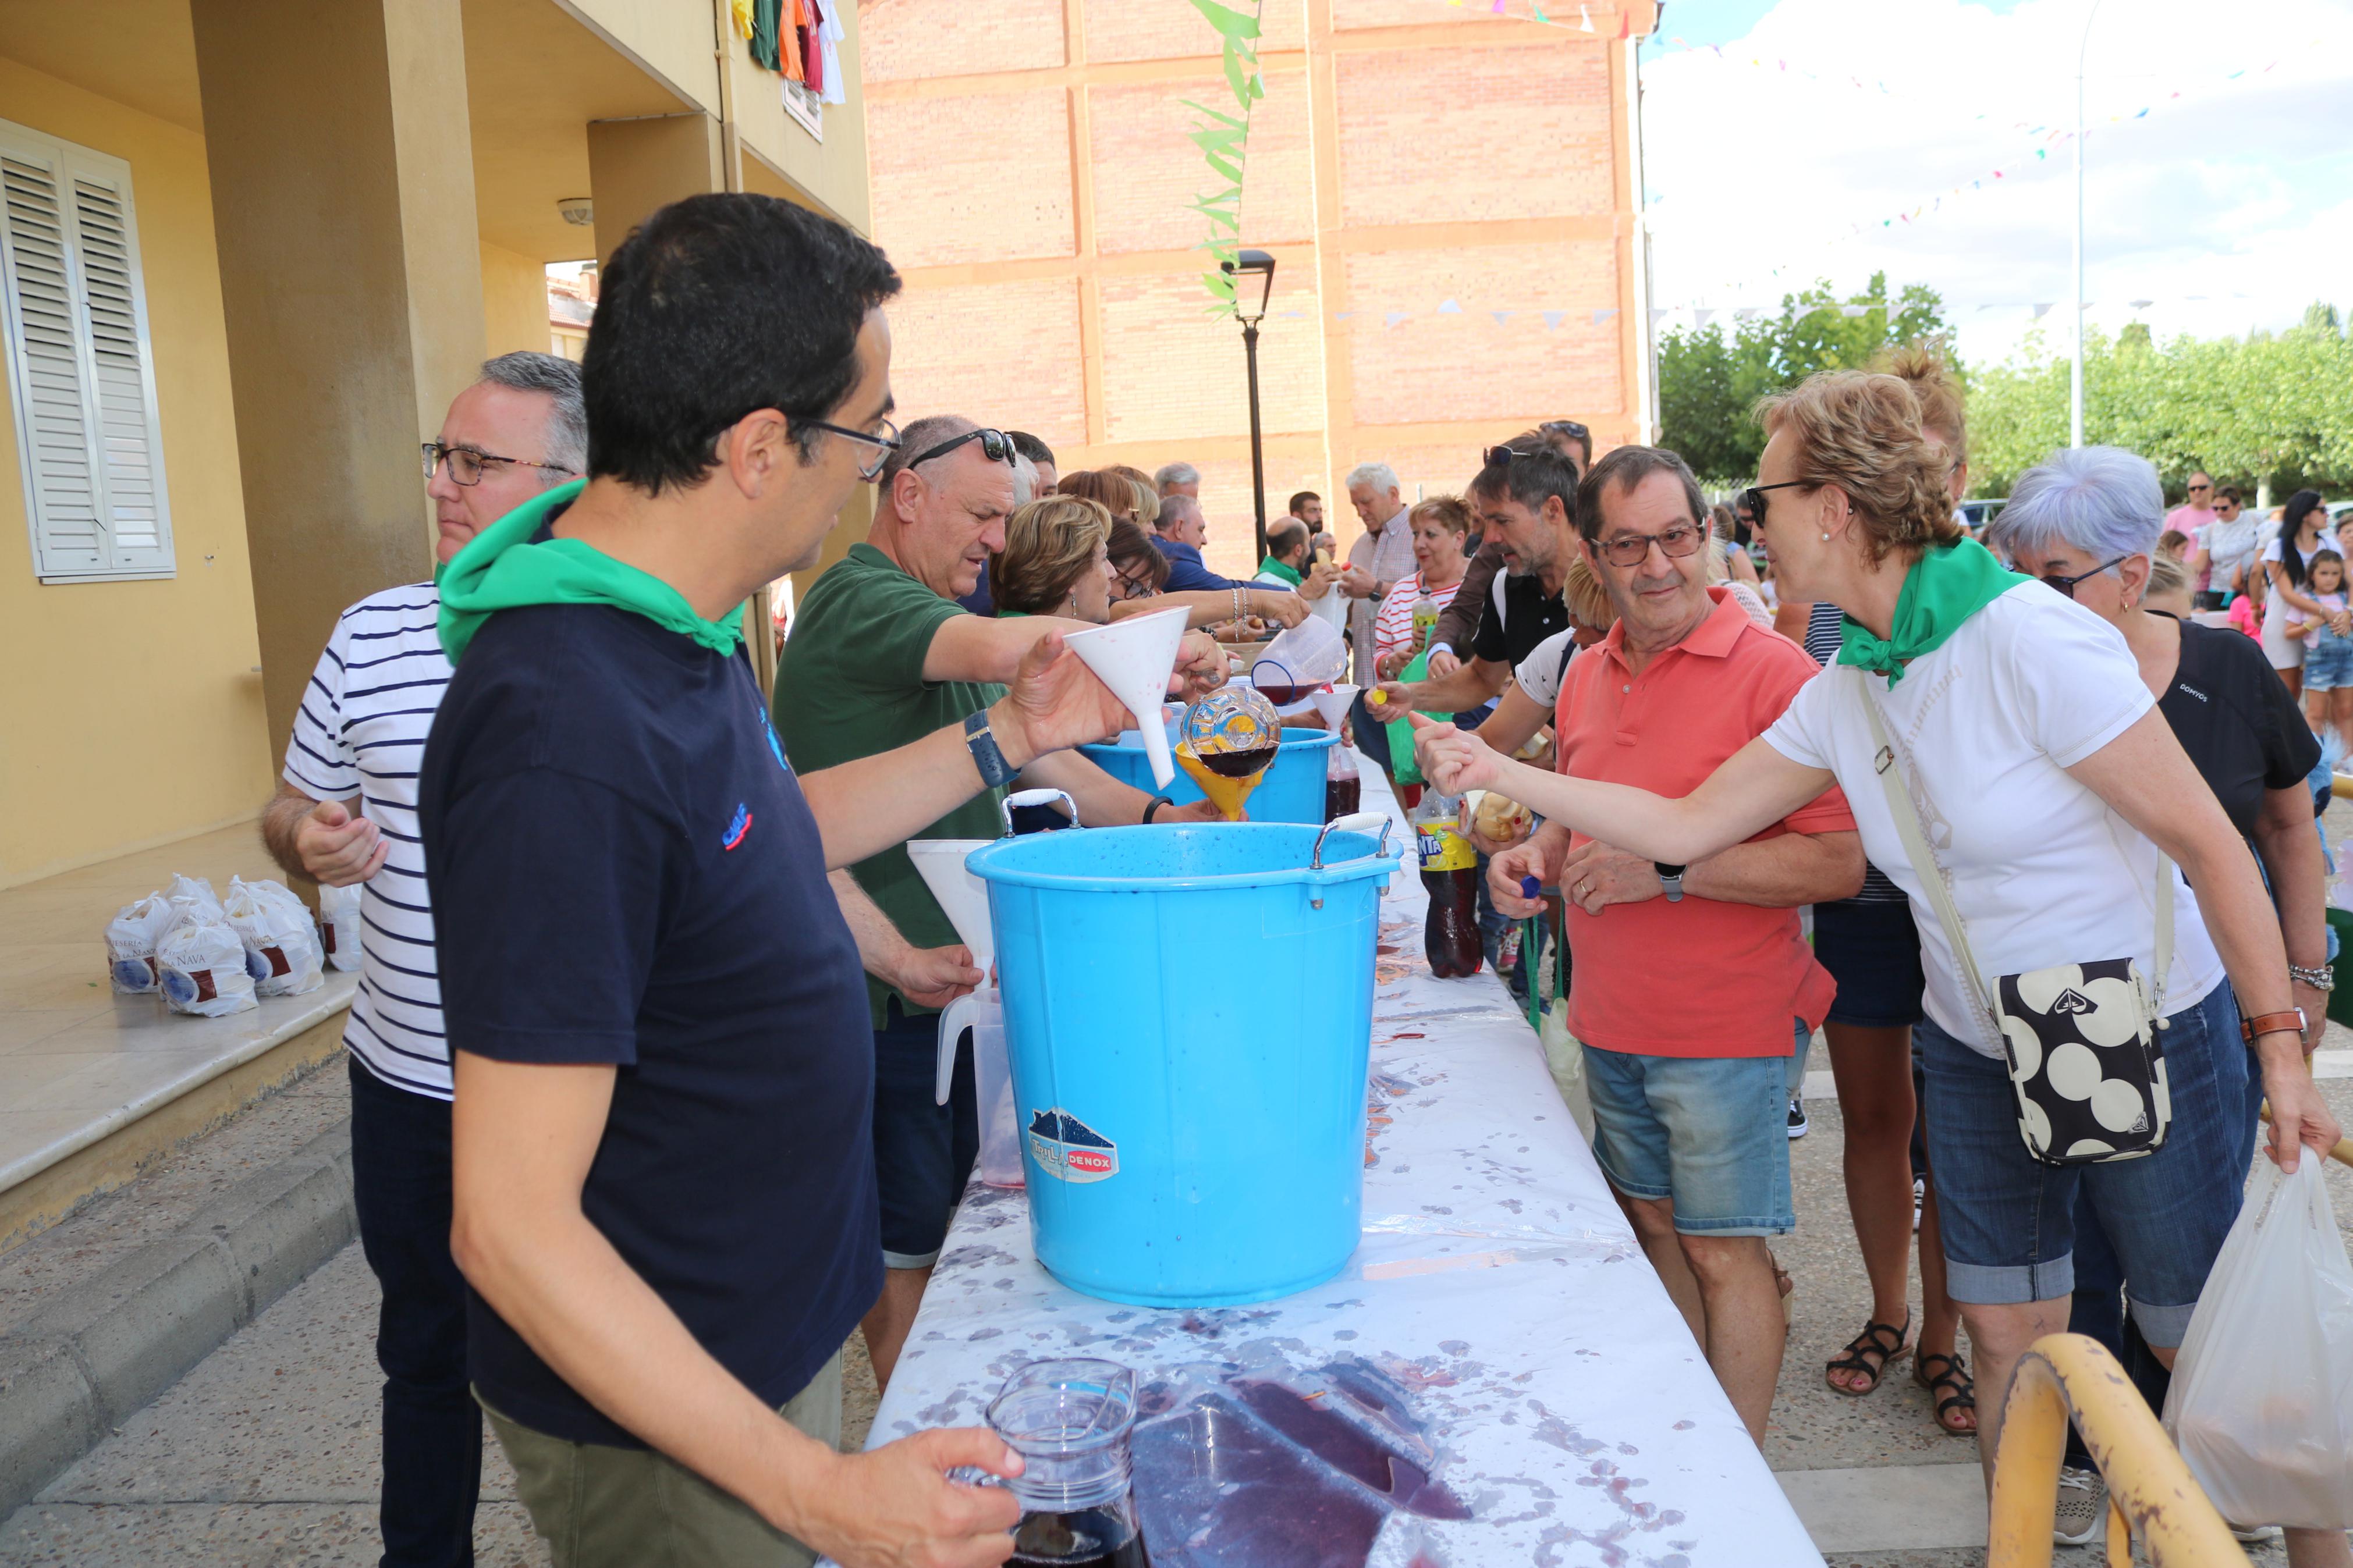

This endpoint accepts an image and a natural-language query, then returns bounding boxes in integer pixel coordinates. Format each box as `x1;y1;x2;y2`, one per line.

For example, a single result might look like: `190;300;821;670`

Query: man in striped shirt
262;351;587;1568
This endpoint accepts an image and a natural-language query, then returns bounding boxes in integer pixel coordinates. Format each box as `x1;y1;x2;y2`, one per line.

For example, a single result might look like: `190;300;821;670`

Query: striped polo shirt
282;583;453;1098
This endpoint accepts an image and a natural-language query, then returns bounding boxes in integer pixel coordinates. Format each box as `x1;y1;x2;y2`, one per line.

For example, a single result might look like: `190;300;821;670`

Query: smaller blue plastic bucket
968;822;1393;1306
1078;726;1337;824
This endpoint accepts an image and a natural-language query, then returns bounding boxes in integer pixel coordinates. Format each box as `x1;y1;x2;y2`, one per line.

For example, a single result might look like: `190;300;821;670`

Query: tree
1657;273;1960;485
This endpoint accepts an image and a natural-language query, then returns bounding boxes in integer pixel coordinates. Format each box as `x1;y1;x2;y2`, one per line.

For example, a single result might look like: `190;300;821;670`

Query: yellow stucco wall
0;58;271;889
480;241;552;358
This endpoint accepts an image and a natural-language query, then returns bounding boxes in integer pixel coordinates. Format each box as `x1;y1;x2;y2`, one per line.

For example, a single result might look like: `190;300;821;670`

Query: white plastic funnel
1309;683;1358;730
1060;606;1188;789
907;839;993;969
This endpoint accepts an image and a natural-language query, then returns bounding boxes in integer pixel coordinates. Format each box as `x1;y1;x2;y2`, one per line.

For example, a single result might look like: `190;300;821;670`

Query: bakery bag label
1028;1108;1119;1183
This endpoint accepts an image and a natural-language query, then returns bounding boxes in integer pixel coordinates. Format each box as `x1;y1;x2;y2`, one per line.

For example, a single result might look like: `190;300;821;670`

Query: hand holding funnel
1058;608;1190;789
1308;682;1358;732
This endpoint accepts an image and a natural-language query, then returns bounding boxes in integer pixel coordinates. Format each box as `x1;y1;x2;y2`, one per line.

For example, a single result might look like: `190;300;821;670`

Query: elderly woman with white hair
1989;449;2340;1552
1414;372;2341;1512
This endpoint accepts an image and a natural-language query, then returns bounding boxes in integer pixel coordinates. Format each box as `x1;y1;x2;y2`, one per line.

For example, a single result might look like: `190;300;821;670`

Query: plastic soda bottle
1411;592;1438;655
1411;790;1482;978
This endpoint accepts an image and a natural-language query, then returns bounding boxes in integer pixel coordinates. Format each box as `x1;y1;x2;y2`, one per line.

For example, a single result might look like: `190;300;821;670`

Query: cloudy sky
1637;0;2353;367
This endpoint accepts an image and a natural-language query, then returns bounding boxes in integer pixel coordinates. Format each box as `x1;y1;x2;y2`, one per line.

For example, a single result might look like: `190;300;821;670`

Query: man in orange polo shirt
1489;444;1863;1443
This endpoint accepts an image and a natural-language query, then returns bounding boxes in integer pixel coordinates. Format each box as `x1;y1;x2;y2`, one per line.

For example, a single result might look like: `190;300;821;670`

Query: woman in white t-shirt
1412;370;2340;1486
1372;497;1471;679
2258;489;2334;695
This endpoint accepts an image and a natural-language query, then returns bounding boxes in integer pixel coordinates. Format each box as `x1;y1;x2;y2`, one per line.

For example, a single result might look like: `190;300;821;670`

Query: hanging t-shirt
1762;584;2226;1056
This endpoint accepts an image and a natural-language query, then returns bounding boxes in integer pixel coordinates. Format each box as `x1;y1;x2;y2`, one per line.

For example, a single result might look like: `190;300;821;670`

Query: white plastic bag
164;873;223;921
316;882;363;973
104;892;175;994
154;900;258;1018
223;876;323;997
2164;1151;2353;1529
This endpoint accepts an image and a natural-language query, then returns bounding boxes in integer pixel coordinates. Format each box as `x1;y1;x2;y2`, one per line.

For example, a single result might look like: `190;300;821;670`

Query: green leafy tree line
1662;284;2353;503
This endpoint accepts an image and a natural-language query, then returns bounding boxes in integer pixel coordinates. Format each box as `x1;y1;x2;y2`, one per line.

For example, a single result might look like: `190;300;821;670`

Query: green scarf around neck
1255;556;1303;588
436;480;746;665
1837;536;2029;687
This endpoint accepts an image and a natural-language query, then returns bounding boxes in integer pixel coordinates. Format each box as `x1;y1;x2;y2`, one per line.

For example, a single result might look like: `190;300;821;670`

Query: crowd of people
253;187;2345;1568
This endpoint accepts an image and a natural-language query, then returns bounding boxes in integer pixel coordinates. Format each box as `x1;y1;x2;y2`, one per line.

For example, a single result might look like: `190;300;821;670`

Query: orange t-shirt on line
1552;585;1854;1059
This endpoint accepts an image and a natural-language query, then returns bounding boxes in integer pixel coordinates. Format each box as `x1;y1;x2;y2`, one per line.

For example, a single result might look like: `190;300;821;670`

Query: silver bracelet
2290;962;2334;992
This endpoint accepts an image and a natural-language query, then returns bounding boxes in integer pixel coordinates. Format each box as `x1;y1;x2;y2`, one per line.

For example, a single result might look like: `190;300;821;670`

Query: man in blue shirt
1152;493;1254;593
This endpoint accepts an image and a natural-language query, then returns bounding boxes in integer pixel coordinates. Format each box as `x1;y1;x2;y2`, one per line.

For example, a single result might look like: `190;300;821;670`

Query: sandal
1825;1309;1912;1396
1914;1350;1978;1435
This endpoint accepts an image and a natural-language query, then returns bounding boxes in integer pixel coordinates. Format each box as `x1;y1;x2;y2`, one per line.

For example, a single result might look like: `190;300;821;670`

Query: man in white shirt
262;352;588;1567
1343;462;1415;683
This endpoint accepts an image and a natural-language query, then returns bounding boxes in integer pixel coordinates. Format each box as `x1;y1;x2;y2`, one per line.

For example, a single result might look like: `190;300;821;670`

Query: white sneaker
2226;1520;2280;1544
1912;1174;1925;1232
2053;1464;2107;1546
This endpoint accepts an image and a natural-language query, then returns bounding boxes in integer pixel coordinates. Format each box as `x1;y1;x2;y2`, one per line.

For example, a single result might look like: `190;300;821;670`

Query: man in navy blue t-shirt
423;195;1137;1568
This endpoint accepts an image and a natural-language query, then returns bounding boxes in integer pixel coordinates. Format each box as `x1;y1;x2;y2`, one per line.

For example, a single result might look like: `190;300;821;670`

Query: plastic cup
985;1359;1137;1515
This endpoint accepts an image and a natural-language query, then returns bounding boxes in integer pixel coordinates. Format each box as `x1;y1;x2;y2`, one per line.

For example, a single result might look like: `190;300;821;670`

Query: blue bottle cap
1520;875;1542;899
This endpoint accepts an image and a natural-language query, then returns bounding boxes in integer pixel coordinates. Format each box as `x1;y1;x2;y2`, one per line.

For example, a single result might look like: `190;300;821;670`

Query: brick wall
858;0;1654;579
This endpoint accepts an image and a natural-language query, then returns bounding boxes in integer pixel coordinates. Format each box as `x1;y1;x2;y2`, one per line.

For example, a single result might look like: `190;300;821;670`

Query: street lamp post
2071;0;2104;449
1223;250;1277;563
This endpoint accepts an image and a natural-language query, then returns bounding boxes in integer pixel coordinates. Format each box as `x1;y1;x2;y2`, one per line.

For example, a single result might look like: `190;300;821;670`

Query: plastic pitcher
1250;616;1346;705
966;816;1396;1306
1078;727;1337;824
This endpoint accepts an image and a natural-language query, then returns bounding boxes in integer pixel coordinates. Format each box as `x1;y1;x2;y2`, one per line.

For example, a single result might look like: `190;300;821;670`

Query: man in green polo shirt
775;414;1222;1388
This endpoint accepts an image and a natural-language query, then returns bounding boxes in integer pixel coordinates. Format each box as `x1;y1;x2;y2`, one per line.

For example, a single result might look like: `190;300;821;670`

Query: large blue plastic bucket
1078;727;1337;824
966;823;1393;1306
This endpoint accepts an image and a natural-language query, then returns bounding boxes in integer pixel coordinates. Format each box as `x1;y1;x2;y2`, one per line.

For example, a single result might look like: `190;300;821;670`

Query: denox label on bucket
1028;1108;1119;1183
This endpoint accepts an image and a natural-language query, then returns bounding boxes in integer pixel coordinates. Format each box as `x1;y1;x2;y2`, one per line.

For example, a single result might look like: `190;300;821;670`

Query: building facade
858;0;1659;578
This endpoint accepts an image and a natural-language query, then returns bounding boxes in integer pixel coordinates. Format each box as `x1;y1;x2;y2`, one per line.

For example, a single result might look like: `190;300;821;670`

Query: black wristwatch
1655;863;1687;902
963;710;1017;788
1141;795;1172;825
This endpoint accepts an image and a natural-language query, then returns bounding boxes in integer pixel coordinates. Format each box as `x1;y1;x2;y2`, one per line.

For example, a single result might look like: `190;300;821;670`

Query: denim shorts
1812;897;1927;1029
1582;1021;1805;1236
2305;634;2353;691
1917;983;2248;1346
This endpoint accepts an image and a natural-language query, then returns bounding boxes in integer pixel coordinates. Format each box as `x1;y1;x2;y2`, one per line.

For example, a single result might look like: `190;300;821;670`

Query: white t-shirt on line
1761;584;2224;1056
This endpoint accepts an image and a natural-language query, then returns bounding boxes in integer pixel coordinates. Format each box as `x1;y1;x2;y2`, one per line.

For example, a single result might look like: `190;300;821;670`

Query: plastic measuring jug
986;1359;1144;1567
1250;615;1346;706
1062;607;1189;789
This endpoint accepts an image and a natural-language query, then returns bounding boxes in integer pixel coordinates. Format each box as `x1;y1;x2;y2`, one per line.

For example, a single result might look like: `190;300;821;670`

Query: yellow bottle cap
1368;689;1389;706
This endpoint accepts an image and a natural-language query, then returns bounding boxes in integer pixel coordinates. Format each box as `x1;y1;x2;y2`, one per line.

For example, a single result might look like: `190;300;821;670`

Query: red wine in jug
1012;1507;1150;1567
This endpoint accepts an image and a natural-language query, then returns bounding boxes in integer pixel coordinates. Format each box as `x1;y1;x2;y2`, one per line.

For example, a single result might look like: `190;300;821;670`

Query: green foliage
1656;273;1960;485
1182;0;1265;316
1968;304;2353;500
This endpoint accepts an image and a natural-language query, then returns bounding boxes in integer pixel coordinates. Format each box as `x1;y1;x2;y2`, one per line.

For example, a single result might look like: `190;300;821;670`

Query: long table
851;757;1822;1566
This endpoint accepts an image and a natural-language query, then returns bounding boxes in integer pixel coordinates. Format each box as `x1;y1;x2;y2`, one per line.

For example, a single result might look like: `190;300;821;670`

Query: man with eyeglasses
253;351;587;1567
776;413;1226;1395
1479;445;1862;1446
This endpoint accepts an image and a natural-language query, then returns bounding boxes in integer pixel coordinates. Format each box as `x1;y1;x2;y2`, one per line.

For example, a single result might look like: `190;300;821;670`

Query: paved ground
1;1046;2347;1565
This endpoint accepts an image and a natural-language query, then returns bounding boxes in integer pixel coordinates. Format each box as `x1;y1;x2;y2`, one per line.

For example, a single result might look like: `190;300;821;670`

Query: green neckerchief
1837;536;2029;687
996;609;1032;619
436;480;746;665
1255;556;1303;588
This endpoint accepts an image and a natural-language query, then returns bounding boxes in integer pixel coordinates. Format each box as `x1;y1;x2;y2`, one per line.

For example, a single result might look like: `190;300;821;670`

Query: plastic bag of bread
154;900;259;1018
104;893;175;994
2165;1151;2353;1528
1459;790;1535;846
224;876;324;997
317;882;363;973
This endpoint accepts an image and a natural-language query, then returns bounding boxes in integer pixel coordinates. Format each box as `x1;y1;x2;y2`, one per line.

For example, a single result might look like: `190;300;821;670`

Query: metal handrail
1986;1334;2240;1567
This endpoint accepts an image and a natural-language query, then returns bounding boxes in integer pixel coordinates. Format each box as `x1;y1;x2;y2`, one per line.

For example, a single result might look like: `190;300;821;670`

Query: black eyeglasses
1594;521;1710;568
905;426;1016;472
1539;419;1591;441
421;442;577;486
1739;479;1809;525
798;417;902;481
2039;555;2130;599
1481;445;1538;468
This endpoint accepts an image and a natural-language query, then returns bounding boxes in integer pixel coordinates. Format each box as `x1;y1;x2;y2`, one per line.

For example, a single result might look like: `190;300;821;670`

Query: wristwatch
963;710;1017;789
2290;962;2335;992
2240;1008;2308;1045
1655;863;1687;903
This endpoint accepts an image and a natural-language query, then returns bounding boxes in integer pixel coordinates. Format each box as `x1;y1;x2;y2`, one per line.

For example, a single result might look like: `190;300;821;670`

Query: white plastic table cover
846;755;1822;1568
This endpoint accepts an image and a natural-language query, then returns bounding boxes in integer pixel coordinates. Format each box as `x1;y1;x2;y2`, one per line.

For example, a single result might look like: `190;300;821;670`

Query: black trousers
347;1056;482;1567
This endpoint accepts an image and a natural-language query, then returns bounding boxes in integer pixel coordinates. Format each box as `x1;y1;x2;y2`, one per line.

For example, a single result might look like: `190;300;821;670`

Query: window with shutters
0;120;173;582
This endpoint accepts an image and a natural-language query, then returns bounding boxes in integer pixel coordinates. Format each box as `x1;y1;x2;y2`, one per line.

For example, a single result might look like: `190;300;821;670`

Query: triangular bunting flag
2032;303;2054;319
1335;311;1358;320
1592;307;1618;325
1542;311;1566;330
1490;311;1514;324
1385;311;1408;328
1437;298;1463;314
1692;308;1715;328
1734;307;1760;321
1648;308;1670;325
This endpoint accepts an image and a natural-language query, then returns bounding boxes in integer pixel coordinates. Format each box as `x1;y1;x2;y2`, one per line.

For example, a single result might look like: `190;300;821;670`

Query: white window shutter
0;120;174;581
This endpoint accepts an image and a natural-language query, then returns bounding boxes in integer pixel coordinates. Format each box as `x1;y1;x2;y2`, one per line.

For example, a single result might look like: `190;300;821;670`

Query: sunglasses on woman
2038;555;2129;599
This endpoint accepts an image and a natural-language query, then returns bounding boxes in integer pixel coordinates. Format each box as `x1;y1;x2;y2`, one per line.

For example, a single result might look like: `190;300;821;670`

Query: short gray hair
1012;454;1039;506
478;351;586;481
1154;461;1199;492
877;414;975;492
1156;493;1204;535
1985;445;2164;574
1345;462;1400;495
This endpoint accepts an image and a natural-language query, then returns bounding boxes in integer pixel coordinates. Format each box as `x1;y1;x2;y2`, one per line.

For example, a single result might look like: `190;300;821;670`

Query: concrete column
191;0;485;764
585;113;725;269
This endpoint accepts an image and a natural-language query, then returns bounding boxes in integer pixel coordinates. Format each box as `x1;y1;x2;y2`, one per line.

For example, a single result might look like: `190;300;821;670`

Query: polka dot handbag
1861;675;2171;1167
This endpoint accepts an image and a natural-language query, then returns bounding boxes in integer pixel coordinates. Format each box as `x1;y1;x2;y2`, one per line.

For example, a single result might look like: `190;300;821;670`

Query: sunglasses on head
1481;445;1539;467
905;426;1016;471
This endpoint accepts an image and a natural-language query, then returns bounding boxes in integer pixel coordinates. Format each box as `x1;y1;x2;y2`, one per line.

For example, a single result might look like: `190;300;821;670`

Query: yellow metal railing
1986;1334;2242;1568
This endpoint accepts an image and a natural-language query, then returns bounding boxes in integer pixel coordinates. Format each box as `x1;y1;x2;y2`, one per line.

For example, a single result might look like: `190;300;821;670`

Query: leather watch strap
2240;1008;2307;1044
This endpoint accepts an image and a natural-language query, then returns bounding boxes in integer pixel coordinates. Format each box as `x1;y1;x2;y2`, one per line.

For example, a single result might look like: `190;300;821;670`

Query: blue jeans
1918;984;2248;1346
1582;1020;1806;1236
347;1058;482;1567
2305;632;2353;690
